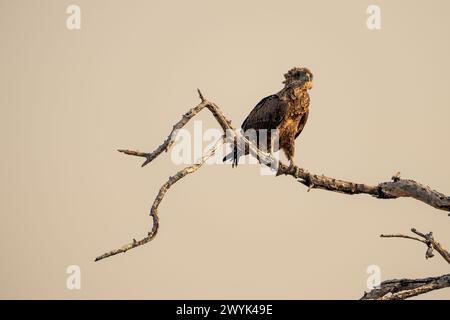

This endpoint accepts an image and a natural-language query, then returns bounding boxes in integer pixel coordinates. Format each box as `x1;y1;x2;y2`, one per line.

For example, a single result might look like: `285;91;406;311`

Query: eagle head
283;67;313;90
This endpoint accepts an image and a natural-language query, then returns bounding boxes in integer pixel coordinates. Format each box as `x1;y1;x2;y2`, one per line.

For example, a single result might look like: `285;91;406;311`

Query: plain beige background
1;0;449;299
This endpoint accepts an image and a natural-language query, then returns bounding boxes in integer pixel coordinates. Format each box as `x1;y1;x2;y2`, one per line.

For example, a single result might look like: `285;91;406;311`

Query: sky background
1;0;449;299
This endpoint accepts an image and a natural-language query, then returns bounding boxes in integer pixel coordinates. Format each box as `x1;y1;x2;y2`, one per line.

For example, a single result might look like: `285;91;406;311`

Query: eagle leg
287;159;297;172
283;147;297;172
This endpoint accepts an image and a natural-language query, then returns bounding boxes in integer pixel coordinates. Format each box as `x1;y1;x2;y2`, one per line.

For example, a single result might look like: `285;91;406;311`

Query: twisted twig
96;91;450;263
361;228;450;300
95;137;224;261
380;228;450;263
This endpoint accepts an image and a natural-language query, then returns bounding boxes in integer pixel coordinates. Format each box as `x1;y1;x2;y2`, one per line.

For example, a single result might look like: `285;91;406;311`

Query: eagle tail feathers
222;147;239;167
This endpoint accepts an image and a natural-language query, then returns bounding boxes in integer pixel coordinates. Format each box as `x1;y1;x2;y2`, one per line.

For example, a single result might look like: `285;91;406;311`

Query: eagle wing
295;109;309;139
241;95;288;132
223;95;289;166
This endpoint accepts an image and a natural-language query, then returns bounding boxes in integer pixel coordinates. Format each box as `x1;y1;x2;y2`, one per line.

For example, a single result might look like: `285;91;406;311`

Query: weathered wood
278;165;450;213
361;228;450;300
361;274;450;300
95;91;450;300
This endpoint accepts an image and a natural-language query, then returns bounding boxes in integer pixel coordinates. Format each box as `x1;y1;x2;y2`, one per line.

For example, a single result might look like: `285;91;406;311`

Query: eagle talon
286;160;297;173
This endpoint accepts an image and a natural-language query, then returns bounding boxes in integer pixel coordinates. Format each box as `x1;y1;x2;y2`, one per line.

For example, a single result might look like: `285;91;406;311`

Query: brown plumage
223;67;313;167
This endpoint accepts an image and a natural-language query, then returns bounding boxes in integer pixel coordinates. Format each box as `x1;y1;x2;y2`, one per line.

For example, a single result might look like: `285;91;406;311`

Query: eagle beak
306;81;313;89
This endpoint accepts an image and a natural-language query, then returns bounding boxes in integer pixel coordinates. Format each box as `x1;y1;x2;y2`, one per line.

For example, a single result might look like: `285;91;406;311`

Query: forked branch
95;137;224;261
361;228;450;300
95;90;450;301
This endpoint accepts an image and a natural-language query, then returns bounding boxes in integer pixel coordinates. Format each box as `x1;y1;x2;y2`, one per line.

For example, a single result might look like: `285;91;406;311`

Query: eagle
223;67;313;168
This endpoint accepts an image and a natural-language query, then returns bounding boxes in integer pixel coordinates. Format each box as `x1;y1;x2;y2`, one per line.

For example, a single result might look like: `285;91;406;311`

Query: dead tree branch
381;228;450;263
95;90;450;301
116;92;450;214
277;166;450;213
361;228;450;300
362;274;450;300
95;136;224;261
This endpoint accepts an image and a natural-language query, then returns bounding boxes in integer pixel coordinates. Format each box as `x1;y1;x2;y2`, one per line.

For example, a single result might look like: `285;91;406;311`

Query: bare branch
96;92;450;265
118;93;450;214
362;274;450;300
197;88;205;102
116;97;232;168
380;228;450;264
361;229;450;300
380;234;426;245
95;137;224;261
277;165;450;213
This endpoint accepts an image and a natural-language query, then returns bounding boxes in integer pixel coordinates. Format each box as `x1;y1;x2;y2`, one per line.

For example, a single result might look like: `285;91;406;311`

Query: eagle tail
222;147;239;167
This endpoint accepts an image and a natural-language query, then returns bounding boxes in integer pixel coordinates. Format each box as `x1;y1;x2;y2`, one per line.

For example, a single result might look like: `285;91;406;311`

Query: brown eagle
223;67;313;168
